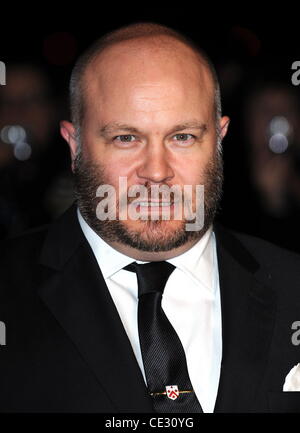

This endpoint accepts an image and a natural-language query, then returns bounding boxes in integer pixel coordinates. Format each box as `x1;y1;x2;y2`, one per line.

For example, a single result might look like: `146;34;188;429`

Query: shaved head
69;22;222;139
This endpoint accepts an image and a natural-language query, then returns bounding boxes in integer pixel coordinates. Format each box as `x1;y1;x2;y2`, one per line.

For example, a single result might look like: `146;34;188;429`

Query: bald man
1;23;300;414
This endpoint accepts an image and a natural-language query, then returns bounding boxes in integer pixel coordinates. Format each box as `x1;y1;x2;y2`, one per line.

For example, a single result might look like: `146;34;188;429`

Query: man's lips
135;201;176;207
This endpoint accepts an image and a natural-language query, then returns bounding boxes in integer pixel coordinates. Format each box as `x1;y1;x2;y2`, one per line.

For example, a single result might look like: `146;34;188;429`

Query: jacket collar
213;223;277;412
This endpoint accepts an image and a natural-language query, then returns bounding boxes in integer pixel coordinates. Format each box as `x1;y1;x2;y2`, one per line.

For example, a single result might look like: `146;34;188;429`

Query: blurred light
1;125;12;144
0;125;32;161
269;116;291;136
14;141;32;161
8;125;27;144
269;133;289;154
1;125;26;144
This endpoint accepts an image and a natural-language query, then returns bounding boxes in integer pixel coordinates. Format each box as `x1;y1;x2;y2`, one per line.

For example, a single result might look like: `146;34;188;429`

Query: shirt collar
77;208;215;291
77;209;135;278
167;227;214;292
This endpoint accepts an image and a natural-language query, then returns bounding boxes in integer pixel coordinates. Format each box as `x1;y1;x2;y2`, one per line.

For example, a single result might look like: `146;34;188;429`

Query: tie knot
124;261;175;297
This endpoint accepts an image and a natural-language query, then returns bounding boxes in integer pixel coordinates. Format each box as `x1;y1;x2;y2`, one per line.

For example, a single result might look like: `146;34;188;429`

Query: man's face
62;38;229;255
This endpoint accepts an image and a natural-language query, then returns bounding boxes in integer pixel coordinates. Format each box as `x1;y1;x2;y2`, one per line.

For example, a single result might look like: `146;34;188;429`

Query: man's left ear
219;116;230;140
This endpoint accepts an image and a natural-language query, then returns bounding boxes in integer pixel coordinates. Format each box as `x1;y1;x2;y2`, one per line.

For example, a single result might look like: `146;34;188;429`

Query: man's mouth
136;201;175;207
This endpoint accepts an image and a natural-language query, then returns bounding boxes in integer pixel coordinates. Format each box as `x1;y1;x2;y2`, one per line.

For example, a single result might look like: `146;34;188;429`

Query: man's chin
124;217;186;237
112;218;200;252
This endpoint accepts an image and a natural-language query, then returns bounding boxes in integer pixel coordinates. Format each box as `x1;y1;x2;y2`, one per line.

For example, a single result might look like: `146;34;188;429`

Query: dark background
1;6;300;252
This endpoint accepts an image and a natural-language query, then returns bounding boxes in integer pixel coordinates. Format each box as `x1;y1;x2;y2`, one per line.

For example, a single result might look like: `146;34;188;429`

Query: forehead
83;37;214;121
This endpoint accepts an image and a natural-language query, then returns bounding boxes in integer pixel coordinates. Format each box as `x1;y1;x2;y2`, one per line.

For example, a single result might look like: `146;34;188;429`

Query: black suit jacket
1;204;300;413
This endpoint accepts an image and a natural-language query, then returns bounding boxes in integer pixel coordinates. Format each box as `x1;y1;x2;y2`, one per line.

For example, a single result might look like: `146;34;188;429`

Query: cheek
174;152;214;185
178;169;202;186
101;159;138;191
81;133;134;174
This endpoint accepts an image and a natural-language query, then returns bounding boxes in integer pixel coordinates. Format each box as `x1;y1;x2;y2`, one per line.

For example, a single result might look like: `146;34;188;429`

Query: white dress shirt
77;209;222;413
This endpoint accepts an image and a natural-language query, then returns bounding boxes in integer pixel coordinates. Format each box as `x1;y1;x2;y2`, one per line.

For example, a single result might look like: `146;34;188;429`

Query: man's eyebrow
98;121;208;136
99;123;140;135
169;122;208;134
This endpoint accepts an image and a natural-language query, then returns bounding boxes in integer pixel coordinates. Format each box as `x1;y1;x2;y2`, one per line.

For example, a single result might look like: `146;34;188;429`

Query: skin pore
61;36;229;261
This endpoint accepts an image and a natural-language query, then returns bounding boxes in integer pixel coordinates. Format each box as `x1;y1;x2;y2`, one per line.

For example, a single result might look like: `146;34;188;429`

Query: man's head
61;22;229;260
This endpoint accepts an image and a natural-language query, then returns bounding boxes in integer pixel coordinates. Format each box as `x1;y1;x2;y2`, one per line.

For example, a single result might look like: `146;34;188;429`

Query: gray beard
73;150;223;252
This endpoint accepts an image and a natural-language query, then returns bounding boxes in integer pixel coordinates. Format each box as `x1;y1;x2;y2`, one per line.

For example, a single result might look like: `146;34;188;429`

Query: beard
73;148;223;252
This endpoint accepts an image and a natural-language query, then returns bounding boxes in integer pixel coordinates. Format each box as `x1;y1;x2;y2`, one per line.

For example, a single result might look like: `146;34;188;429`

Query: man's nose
136;145;174;183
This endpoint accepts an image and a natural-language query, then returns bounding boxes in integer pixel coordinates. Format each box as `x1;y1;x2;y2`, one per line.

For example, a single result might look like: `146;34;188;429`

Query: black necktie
124;261;203;413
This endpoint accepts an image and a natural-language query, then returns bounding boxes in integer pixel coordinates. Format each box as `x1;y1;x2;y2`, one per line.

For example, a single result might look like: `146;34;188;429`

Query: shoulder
1;225;49;266
0;225;50;297
1;204;79;268
0;204;83;295
230;229;300;271
216;224;300;300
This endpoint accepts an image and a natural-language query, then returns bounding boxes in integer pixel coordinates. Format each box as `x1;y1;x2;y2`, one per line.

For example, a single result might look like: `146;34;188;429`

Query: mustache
125;190;177;204
119;187;196;210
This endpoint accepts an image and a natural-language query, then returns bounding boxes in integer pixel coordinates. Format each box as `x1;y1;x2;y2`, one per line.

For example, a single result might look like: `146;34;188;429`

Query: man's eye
173;133;194;142
114;135;136;142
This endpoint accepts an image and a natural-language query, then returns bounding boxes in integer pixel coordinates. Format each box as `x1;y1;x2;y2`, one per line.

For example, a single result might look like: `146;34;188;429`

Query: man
1;22;300;413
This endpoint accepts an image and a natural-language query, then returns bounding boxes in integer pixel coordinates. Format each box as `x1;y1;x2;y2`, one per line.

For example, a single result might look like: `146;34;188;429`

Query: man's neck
105;237;203;262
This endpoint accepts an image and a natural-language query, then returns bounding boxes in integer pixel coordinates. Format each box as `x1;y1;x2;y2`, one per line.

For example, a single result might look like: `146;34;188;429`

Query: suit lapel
213;225;277;412
38;205;153;412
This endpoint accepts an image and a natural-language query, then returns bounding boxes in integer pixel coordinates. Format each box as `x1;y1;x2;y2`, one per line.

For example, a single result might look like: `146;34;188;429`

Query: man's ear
219;116;230;140
60;120;78;172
